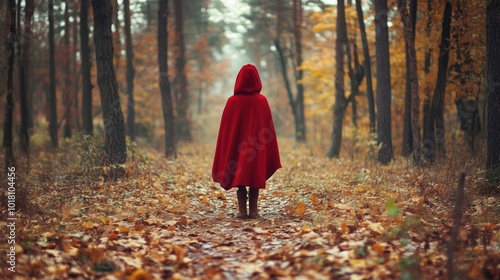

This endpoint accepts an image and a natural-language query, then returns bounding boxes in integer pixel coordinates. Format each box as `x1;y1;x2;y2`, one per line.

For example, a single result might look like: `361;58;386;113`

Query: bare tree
19;0;34;153
401;0;417;156
91;0;127;165
423;1;452;162
292;0;306;142
398;0;421;164
375;0;393;164
63;0;73;138
174;0;192;141
48;0;58;147
355;0;376;133
124;0;135;140
3;0;16;169
158;0;177;158
81;0;93;136
328;0;347;158
487;0;500;185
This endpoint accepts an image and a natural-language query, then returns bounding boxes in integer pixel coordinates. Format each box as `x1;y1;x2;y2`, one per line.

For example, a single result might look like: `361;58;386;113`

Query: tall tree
401;0;417;156
487;0;500;185
19;0;34;153
452;0;480;150
111;0;121;71
398;0;421;164
124;0;135;140
423;1;452;162
375;0;393;164
355;0;376;133
63;0;73;138
292;0;306;142
81;0;93;136
327;0;347;158
174;0;191;141
274;0;306;143
91;0;126;165
158;0;176;158
3;0;16;169
423;0;433;140
48;0;58;148
72;1;81;131
345;25;364;131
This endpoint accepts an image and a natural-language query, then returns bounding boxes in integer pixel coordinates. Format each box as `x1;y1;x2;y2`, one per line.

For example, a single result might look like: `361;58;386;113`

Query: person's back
212;64;281;218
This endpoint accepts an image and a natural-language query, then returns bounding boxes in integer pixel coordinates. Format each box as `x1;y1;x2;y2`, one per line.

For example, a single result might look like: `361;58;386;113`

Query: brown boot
248;187;260;218
236;186;248;219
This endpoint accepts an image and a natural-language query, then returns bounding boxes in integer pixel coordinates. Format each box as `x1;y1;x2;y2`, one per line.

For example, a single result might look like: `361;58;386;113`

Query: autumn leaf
295;202;307;214
129;268;154;280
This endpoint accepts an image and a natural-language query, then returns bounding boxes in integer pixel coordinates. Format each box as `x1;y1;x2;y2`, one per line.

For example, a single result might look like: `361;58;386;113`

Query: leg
248;187;260;218
236;186;248;219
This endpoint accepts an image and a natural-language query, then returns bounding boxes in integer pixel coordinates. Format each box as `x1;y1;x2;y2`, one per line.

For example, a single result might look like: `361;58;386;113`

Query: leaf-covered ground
1;139;499;279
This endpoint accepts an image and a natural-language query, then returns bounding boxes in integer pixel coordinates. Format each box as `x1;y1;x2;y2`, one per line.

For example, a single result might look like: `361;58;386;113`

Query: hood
234;64;262;95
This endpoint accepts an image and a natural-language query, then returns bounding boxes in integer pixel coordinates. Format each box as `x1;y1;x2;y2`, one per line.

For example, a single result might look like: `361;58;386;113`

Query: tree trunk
398;0;421;165
274;0;298;139
63;0;73;139
453;0;479;151
48;0;58;148
423;0;433;144
487;0;500;185
3;0;16;170
91;0;127;165
111;0;121;71
423;1;452;162
293;0;306;142
174;0;191;141
19;0;34;154
402;0;417;156
81;0;93;136
158;0;177;158
327;0;347;158
124;0;135;140
375;0;393;164
346;35;364;129
355;0;376;133
274;39;297;117
72;1;81;131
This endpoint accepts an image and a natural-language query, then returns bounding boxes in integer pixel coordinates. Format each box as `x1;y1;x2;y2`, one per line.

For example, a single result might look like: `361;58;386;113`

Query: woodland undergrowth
0;134;498;279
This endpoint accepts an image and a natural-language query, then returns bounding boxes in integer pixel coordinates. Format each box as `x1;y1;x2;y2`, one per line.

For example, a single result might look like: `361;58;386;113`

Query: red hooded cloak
212;64;281;190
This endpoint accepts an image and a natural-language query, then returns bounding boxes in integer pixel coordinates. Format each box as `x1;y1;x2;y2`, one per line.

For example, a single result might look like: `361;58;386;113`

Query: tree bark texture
48;0;58;148
3;0;16;169
402;0;417;156
398;0;421;165
375;0;393;164
356;0;376;133
124;0;135;140
487;0;500;184
63;0;73;139
91;0;127;165
328;0;347;158
158;0;177;158
19;0;34;153
81;0;93;136
174;0;191;141
292;0;306;142
423;1;452;162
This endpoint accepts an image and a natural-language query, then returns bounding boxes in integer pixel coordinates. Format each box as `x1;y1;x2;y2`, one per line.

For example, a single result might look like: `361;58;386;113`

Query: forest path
6;140;499;279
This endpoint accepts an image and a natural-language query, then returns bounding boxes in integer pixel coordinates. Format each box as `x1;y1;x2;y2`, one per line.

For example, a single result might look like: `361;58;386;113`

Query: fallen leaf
334;203;351;210
295;202;306;214
128;268;154;280
173;246;187;264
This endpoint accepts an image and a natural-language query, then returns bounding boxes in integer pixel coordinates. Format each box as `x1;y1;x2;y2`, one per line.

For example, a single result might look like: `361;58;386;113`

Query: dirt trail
4;141;499;279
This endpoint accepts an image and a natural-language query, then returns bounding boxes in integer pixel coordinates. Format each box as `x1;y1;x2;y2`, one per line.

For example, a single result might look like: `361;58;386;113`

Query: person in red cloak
212;64;282;219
